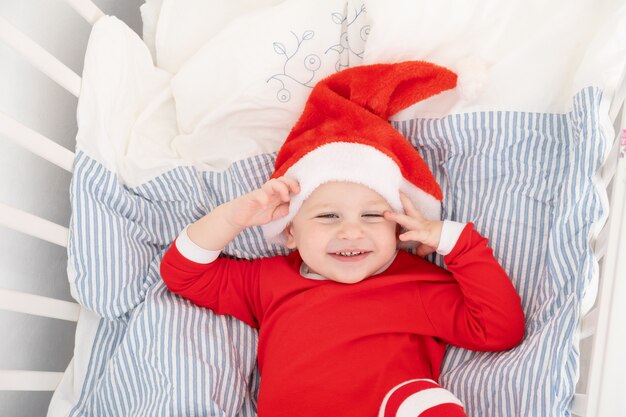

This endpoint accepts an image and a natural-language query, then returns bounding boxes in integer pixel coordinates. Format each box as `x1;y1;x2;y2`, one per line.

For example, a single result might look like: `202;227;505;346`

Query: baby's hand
226;177;300;228
383;193;443;257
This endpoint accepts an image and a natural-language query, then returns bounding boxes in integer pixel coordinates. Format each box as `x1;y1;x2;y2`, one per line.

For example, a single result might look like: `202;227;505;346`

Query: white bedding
143;0;287;73
365;0;626;115
80;0;626;188
49;1;626;416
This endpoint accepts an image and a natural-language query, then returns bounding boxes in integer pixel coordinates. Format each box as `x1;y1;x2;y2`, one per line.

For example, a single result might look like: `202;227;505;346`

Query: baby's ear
283;224;297;249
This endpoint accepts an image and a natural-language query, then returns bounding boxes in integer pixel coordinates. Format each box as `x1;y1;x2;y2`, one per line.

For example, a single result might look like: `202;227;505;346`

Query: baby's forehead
303;181;391;208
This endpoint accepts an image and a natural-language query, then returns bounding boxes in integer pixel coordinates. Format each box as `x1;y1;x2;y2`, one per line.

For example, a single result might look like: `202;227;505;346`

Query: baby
160;61;525;417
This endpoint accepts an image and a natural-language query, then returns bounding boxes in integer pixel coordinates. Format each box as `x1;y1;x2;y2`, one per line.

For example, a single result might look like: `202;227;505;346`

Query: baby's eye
316;213;339;219
362;213;384;218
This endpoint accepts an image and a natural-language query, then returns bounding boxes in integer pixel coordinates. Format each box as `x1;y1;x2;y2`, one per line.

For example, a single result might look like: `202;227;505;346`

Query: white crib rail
0;288;80;322
0;203;69;248
61;0;105;25
0;371;65;391
0;0;104;98
0;16;81;97
0;0;102;394
0;113;75;173
571;102;626;417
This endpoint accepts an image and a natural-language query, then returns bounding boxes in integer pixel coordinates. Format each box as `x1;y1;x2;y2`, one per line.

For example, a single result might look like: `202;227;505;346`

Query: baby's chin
325;272;370;285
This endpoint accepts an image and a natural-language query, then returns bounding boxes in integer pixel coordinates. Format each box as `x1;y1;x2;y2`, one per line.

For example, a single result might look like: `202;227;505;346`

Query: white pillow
170;0;368;172
363;0;626;117
76;16;182;187
154;0;288;73
139;0;163;62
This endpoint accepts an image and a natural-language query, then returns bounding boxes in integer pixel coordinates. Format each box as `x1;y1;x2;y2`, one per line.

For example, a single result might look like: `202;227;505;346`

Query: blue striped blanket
65;87;605;417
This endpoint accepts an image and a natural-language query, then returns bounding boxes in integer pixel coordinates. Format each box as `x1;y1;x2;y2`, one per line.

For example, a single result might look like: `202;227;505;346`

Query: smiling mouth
329;250;372;261
334;251;368;257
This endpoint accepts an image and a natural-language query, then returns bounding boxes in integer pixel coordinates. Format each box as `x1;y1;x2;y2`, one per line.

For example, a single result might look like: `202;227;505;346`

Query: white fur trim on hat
261;142;441;245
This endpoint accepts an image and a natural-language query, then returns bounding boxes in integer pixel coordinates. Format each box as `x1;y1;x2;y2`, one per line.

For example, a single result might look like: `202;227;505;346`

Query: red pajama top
160;223;525;417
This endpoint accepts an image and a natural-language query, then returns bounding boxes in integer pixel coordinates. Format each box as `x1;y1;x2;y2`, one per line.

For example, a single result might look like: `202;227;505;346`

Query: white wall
0;1;143;416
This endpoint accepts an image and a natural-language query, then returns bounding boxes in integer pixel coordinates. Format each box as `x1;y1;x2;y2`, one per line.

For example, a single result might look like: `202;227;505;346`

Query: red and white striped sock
378;379;467;417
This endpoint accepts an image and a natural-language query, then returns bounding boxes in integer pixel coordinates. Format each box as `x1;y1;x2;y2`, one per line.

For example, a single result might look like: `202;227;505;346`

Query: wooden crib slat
0;288;80;322
0;370;64;391
570;394;587;417
0;203;69;248
580;307;599;340
0;16;81;97
60;0;105;25
0;112;75;173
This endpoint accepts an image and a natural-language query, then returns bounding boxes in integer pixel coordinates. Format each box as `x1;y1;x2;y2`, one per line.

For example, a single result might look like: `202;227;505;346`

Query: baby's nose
337;221;364;239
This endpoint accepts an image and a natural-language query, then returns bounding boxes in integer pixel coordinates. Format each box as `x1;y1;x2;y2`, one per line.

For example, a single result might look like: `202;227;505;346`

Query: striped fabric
397;87;606;417
66;87;605;416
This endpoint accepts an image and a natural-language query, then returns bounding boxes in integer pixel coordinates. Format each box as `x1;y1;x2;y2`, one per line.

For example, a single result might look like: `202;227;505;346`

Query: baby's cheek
379;221;399;237
377;225;400;250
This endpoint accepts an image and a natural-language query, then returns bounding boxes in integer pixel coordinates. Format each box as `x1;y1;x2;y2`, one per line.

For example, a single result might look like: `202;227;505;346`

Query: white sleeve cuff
436;220;466;256
174;225;222;264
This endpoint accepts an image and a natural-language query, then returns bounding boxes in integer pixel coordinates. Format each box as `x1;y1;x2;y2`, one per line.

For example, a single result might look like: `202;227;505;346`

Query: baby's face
284;182;398;284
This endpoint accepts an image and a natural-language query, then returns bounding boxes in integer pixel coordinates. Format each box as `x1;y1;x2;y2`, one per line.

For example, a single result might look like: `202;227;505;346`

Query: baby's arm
186;177;300;251
417;225;526;351
385;192;525;351
160;177;299;327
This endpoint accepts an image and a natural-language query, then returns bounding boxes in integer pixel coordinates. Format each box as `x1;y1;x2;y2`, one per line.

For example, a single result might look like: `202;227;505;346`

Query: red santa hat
261;61;457;244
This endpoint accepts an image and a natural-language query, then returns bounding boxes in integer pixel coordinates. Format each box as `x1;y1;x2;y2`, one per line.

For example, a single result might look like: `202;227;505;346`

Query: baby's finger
277;176;300;194
398;230;425;243
399;193;425;220
271;202;290;220
384;210;417;229
269;180;292;202
262;179;289;202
